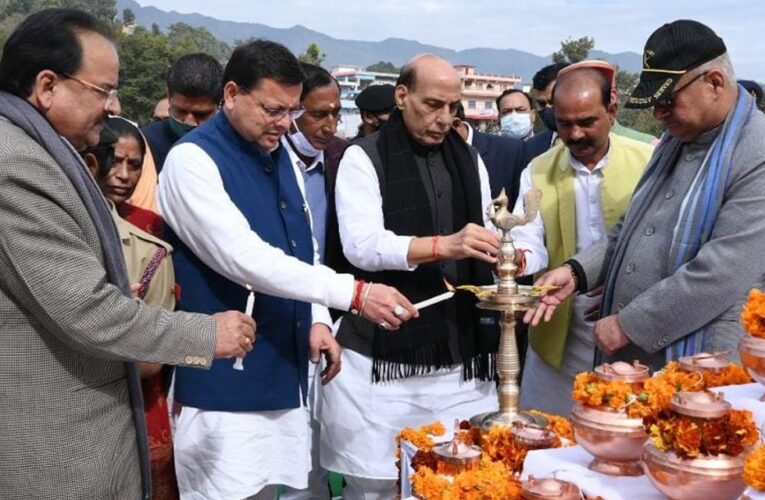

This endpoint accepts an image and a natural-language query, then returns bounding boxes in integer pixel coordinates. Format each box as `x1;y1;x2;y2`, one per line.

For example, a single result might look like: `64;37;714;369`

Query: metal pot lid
513;422;557;447
522;476;582;499
671;390;731;418
594;360;650;383
432;440;481;464
740;334;765;354
678;352;730;373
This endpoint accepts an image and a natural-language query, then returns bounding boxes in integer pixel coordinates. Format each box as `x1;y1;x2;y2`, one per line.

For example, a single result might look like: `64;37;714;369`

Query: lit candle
413;291;454;311
233;284;254;371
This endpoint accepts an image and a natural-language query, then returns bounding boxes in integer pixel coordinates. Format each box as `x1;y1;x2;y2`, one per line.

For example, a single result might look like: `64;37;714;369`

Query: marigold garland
742;289;765;338
644;409;758;459
573;361;751;420
411;456;523;500
396;421;446;457
743;444;765;491
528;409;576;443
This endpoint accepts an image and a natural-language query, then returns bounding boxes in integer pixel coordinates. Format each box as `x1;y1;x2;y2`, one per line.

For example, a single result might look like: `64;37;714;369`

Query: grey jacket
574;110;765;370
0;118;216;499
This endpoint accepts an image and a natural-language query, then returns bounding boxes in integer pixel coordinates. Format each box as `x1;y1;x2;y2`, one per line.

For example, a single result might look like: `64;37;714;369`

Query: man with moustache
319;54;501;499
510;61;653;415
280;62;345;499
0;9;254;499
158;40;416;499
527;20;765;372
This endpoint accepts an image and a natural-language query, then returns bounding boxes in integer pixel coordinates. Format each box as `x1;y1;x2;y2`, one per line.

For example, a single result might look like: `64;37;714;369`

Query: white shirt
510;148;610;275
335;144;495;272
158;141;355;328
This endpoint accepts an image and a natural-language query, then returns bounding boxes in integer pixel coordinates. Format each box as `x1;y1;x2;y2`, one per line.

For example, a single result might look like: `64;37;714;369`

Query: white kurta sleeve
157;142;354;312
509;165;549;276
335;145;416;272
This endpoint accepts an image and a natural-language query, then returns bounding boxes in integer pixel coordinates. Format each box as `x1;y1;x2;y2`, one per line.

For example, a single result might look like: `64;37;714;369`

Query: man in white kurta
318;54;502;500
512;61;653;416
158;41;415;500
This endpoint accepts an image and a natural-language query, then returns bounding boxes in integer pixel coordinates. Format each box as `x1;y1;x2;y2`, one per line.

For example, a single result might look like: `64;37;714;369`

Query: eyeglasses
245;92;304;121
655;71;708;108
61;74;119;107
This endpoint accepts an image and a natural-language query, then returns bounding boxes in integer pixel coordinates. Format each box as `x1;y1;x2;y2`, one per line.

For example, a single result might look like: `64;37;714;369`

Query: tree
121;7;134;26
366;61;399;73
166;22;230;61
297;42;325;66
116;26;171;125
552;36;595;64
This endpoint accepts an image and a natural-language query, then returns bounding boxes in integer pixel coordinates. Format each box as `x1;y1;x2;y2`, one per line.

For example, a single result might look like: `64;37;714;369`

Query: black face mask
540;107;557;132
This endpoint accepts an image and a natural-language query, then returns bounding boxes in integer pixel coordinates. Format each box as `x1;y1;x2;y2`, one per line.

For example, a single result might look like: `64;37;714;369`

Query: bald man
318;54;501;498
510;62;653;415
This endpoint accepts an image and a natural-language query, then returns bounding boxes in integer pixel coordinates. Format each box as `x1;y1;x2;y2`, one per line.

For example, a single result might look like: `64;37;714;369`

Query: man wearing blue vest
157;40;416;500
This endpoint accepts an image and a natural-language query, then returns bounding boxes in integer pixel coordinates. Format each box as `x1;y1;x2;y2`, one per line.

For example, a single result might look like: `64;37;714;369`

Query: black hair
83;116;145;178
495;89;533;112
455;102;466;121
552;67;612;108
167;53;223;101
299;62;340;101
0;8;113;97
396;60;417;91
223;39;304;91
532;62;570;91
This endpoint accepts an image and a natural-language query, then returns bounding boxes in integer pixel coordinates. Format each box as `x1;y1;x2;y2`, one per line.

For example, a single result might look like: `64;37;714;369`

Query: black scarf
344;110;498;381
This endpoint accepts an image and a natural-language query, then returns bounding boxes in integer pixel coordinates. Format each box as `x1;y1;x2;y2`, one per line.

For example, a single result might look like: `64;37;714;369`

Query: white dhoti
520;295;597;417
174;404;311;500
316;348;497;485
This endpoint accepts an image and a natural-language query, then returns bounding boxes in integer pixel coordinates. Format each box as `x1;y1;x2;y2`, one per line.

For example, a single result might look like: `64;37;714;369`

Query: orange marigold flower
741;289;765;338
674;418;703;459
744;444;765;491
528;409;576;443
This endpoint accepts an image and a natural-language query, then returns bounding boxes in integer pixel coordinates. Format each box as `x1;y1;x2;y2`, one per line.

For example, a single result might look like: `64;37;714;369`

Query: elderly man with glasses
526;20;765;373
157;39;416;499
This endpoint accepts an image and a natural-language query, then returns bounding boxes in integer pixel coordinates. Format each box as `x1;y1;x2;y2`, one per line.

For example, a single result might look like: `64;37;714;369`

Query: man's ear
82;152;99;178
394;84;408;110
29;70;59;112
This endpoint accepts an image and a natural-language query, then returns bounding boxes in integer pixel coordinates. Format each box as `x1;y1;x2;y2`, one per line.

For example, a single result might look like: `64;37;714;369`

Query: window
468;100;476;109
485;101;493;110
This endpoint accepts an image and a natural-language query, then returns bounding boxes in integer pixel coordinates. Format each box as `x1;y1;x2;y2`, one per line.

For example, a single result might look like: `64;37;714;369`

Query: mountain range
117;0;643;83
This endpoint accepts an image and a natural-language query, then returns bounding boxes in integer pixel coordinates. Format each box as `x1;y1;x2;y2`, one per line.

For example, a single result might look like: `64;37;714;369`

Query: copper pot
522;476;582;500
571;403;647;476
739;335;765;401
642;443;746;500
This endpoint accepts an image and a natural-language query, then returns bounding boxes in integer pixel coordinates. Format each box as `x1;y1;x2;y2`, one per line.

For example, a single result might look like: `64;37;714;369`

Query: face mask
499;112;533;139
289;122;322;158
168;114;196;139
540;107;557;132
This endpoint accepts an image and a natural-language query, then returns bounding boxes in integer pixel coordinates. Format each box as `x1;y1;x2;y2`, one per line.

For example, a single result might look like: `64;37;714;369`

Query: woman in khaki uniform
82;116;180;500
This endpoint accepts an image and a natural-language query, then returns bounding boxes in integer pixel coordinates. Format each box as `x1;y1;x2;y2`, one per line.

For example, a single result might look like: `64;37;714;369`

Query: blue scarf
597;86;756;365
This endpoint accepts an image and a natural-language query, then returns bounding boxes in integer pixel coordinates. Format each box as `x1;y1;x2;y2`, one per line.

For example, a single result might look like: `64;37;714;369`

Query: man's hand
310;324;342;384
360;284;419;330
523;265;578;326
593;314;630;356
583;285;604;322
212;311;256;358
439;223;501;264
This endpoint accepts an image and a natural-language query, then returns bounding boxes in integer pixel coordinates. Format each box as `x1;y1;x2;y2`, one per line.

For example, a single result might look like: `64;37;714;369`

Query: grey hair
690;52;736;81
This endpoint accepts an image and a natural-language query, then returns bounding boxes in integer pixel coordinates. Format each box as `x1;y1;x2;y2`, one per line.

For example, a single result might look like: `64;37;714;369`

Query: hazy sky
137;0;765;80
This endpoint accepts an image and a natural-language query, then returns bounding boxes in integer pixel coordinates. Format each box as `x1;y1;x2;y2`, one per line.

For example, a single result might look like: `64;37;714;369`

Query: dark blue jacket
141;119;177;172
472;129;526;206
169;112;314;411
522;129;555;168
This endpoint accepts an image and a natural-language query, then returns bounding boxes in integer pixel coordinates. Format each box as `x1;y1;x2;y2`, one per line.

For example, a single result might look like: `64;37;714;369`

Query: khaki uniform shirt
110;202;175;310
